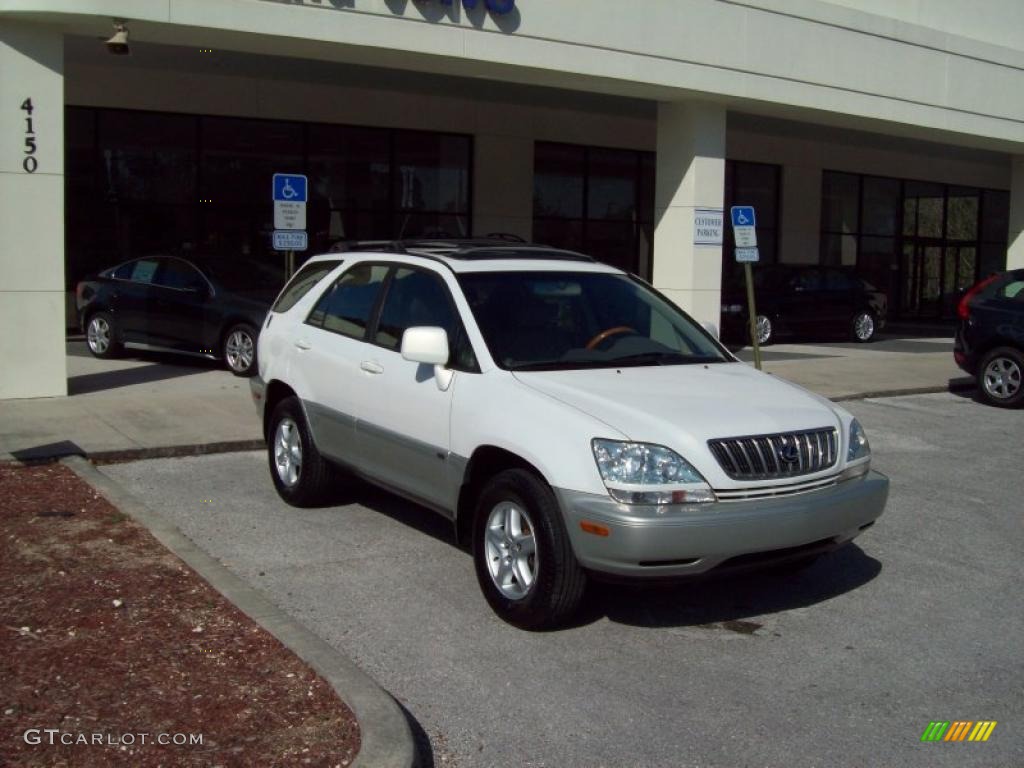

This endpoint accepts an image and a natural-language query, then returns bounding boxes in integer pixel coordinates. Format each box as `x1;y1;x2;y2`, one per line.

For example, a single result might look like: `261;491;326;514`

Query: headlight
721;304;743;314
591;439;715;505
847;419;870;462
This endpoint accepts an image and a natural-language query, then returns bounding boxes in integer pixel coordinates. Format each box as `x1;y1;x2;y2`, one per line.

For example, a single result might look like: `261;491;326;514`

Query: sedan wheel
85;312;121;359
852;311;876;343
755;315;773;346
979;347;1024;408
224;325;257;376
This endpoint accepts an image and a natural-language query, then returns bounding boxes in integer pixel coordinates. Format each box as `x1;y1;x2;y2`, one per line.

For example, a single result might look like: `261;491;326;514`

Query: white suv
251;240;888;629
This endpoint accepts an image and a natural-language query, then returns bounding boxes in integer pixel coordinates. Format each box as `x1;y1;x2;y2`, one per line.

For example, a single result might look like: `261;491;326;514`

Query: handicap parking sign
273;174;307;203
730;206;756;228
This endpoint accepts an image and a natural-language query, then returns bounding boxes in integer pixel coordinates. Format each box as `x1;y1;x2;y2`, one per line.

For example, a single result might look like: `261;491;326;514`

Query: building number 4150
21;98;38;174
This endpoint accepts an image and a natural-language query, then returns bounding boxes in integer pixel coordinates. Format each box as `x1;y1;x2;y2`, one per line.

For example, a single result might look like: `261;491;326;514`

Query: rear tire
755;315;773;346
85;312;122;359
473;469;586;630
267;396;333;506
224;323;258;377
978;346;1024;408
851;311;876;343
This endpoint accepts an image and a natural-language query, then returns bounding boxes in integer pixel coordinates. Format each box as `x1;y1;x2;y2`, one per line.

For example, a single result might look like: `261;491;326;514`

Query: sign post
730;206;762;370
272;173;308;279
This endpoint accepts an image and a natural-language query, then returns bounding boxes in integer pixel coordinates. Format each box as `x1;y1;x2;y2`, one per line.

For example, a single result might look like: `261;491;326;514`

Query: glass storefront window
861;176;900;236
946;187;979;241
65;107;473;286
394;132;471;215
99;111;196;205
533;142;653;275
534;143;585;219
821;172;859;234
820;170;1009;320
904;181;945;239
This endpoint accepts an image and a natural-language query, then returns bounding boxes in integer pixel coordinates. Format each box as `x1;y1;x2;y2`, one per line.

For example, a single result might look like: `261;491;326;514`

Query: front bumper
555;471;889;578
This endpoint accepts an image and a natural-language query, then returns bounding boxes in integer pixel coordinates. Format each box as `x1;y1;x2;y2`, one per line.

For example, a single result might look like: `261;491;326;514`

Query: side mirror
401;327;453;391
401;326;449;365
702;321;719;340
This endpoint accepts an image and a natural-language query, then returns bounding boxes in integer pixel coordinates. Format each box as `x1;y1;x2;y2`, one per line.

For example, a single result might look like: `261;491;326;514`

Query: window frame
305;261;392;342
367;263;480;373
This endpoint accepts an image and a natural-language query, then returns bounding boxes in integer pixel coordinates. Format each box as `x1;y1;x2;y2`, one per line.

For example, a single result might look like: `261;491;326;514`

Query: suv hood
513;362;842;482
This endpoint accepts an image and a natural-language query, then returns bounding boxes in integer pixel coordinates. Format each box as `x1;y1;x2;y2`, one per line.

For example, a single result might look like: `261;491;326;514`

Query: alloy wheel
225;330;254;373
755;315;772;346
273;418;303;488
87;316;110;355
982;356;1022;401
854;312;875;341
484;501;538;601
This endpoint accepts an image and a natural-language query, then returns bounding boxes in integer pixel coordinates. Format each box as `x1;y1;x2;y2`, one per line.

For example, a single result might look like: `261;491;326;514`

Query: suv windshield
458;271;729;371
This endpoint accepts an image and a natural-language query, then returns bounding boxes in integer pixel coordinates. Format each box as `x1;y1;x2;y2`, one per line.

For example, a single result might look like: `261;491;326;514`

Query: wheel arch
454;445;551;548
262;379;298;440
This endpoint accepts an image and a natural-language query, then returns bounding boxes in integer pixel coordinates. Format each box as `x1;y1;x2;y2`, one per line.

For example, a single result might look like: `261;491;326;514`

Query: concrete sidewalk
0;336;972;462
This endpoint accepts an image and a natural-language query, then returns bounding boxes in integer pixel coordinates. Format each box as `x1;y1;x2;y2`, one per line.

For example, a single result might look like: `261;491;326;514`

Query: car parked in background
720;264;887;345
954;268;1024;408
251;241;888;629
76;255;283;376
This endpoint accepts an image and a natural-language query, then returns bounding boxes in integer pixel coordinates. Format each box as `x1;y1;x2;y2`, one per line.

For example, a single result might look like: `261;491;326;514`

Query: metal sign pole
744;262;762;371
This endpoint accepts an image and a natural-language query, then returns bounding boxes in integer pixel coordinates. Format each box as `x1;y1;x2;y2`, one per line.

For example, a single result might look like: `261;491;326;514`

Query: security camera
105;21;130;56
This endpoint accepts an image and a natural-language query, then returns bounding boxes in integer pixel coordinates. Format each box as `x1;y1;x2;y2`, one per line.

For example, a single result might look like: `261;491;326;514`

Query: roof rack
328;237;595;263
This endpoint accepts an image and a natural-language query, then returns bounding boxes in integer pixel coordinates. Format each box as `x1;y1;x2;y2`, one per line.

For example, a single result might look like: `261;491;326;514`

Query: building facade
2;0;1023;399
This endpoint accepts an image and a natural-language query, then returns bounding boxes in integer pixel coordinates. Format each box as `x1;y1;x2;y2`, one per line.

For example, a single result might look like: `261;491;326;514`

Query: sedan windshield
458;271;729;370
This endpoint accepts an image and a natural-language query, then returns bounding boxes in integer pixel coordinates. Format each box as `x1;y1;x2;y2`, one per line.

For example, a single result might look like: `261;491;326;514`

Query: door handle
294;340;312;351
360;361;384;375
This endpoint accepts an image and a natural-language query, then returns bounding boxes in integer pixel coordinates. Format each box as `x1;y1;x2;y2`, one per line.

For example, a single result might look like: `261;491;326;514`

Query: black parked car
954;268;1024;408
720;264;887;345
76;255;284;376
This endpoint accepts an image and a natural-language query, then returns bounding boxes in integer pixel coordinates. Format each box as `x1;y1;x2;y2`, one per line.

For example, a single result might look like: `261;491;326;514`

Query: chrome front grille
708;428;838;480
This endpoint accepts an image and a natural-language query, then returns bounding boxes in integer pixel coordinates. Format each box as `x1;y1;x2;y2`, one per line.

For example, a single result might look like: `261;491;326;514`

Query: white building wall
0;23;66;399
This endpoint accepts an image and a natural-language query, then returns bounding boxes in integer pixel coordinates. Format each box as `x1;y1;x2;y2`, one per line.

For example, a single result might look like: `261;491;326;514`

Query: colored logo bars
921;721;997;743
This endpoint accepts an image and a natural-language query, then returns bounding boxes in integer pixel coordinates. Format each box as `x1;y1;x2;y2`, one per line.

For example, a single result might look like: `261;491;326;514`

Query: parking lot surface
104;392;1023;767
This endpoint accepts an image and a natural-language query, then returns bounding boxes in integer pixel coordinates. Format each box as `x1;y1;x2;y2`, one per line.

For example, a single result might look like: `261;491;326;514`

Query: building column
472;134;533;241
1008;156;1024;270
0;24;65;399
652;101;726;326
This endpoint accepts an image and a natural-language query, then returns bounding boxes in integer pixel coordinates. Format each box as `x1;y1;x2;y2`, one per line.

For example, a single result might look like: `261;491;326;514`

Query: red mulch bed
0;463;360;767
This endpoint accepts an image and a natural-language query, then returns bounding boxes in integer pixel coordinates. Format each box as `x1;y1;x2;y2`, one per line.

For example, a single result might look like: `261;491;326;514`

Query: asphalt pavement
103;391;1024;768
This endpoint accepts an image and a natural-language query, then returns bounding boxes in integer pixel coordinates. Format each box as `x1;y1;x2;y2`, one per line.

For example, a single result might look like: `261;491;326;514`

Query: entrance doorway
901;241;977;319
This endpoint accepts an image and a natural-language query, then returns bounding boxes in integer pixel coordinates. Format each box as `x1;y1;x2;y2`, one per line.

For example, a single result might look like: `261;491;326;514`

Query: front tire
224;323;258;377
473;469;586;630
851;311;876;343
85;312;122;359
978;346;1024;408
267;396;333;506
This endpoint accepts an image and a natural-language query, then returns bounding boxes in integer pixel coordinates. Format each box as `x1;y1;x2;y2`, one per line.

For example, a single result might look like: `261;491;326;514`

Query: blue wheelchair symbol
273;174;308;203
730;206;756;228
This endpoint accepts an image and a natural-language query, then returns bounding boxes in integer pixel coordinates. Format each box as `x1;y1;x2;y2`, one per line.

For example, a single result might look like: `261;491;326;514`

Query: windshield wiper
508;359;615;371
608;352;690;366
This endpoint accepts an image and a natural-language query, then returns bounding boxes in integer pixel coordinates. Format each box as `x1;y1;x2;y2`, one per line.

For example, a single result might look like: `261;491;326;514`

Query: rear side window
307;263;389;340
113;259;159;284
999;280;1024;300
273;260;342;313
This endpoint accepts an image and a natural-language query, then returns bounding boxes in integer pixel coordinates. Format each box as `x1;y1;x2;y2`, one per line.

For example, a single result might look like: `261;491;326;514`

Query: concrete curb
62;455;416;768
832;379;976;403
